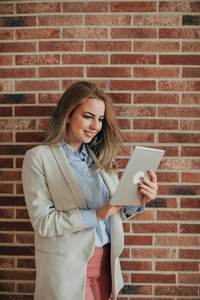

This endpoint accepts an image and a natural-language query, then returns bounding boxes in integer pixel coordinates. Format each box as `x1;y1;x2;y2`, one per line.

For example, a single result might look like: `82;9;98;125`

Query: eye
83;115;92;119
99;118;104;122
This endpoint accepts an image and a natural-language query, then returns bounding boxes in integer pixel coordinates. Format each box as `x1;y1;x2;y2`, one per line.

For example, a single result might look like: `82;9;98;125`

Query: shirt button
92;186;95;189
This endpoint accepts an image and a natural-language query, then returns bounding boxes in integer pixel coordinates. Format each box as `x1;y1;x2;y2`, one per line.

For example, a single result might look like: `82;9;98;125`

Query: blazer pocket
36;248;64;256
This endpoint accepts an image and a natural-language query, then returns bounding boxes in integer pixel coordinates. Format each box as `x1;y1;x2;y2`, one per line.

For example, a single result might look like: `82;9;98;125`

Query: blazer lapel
50;142;87;209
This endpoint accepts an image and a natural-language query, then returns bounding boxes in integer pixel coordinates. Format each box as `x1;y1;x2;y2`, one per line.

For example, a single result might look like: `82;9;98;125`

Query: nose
90;118;100;131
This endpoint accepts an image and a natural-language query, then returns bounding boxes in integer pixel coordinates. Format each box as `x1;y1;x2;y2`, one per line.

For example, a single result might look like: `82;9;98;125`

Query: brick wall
0;0;200;299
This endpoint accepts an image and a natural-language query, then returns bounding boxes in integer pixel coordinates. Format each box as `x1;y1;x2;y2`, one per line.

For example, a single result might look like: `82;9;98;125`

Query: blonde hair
45;81;122;173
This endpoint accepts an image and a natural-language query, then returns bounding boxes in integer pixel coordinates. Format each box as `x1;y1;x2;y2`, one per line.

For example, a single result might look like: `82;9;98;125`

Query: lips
84;130;97;138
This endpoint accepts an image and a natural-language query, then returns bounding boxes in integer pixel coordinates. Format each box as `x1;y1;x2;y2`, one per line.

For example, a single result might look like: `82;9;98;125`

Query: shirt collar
60;139;89;159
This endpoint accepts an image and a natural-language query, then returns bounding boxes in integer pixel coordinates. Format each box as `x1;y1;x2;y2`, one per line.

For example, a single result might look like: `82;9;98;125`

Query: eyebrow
83;111;105;118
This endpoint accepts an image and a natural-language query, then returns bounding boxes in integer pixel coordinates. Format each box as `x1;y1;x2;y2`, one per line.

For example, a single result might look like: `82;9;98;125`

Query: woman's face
66;97;105;152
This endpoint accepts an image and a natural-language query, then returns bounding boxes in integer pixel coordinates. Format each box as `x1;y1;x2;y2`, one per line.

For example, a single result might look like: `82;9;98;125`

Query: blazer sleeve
22;148;85;237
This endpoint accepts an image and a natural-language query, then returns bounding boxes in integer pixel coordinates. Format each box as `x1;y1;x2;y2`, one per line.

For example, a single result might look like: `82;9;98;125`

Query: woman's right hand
96;199;124;221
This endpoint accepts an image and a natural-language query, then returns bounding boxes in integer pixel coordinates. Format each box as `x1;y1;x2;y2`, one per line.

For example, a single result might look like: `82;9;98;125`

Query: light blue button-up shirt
61;141;145;247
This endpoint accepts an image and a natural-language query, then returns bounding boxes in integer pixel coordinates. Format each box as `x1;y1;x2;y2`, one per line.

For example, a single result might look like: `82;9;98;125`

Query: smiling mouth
84;131;97;137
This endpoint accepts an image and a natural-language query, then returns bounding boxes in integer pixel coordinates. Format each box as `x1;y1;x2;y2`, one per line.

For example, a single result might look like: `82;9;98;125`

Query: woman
22;81;158;300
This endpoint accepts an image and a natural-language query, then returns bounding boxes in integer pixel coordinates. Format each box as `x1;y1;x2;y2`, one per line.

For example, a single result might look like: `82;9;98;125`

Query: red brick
159;132;200;143
181;146;200;156
159;2;200;12
180;120;200;130
122;132;154;143
63;28;108;39
182;42;200;52
16;28;60;40
39;41;83;52
0;107;12;117
0;29;14;40
134;41;180;52
134;67;179;78
125;235;152;246
157;211;200;221
16;54;60;65
155;285;199;296
159;28;200;39
39;15;83;26
159;184;200;196
147;197;178;208
134;15;180;26
122;223;130;233
87;67;132;77
16;158;23;168
156;261;199;272
0;4;14;14
121;261;152;271
159;106;200;117
63;2;108;12
0;42;36;53
0;119;35;130
17;2;61;13
183;15;200;25
15;80;60;91
109;93;131;104
17;282;35;293
183;67;200;78
160;158;200;170
131;248;176;259
116;106;156;117
86;41;131;52
39;93;61;104
157;172;179;183
117;119;131;130
111;54;156;65
121;284;152;295
181;198;200;208
0;257;14;268
179;249;200;259
16;234;34;244
0;282;14;292
155;236;199;247
0;132;12;143
132;223;177;234
0;158;13;168
111;2;156;12
120;247;130;258
112;28;156;39
15;106;55;117
179;274;200;284
0;16;36;27
0;93;35;104
160;55;200;65
38;119;50;130
0;222;31;232
132;210;154;221
0;55;13;65
182;93;200;104
0;270;35;280
17;258;35;268
182;173;200;183
39;66;84;78
0;196;25;206
131;273;175;284
85;15;131;26
16;132;45;143
134;93;179;104
0;68;36;78
110;80;156;91
180;224;200;234
0;171;21;181
16;209;29;219
159;80;200;91
0;208;14;219
134;119;178;130
0;81;13;91
0;183;13;194
63;54;108;65
62;79;108;91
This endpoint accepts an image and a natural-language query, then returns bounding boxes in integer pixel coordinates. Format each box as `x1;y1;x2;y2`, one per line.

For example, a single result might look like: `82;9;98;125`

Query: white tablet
110;146;165;206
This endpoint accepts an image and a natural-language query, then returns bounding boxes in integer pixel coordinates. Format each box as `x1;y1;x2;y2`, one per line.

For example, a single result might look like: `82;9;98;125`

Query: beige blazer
22;143;127;300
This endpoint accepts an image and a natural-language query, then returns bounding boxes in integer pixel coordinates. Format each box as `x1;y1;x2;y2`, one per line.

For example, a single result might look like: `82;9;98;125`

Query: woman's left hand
137;170;158;207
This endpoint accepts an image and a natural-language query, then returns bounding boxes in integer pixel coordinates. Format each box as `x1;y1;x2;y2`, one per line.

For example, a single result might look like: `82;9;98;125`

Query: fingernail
148;170;152;173
138;182;142;186
138;186;141;190
140;177;144;180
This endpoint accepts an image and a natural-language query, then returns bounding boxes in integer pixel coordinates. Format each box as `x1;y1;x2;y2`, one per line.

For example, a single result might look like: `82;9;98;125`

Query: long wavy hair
45;81;122;173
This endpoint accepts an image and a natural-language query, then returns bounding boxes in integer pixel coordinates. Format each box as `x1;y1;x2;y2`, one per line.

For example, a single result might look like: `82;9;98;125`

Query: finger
147;170;157;184
139;176;158;192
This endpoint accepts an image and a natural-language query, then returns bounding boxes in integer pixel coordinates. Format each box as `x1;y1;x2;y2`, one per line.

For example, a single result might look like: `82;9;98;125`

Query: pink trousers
85;244;112;300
